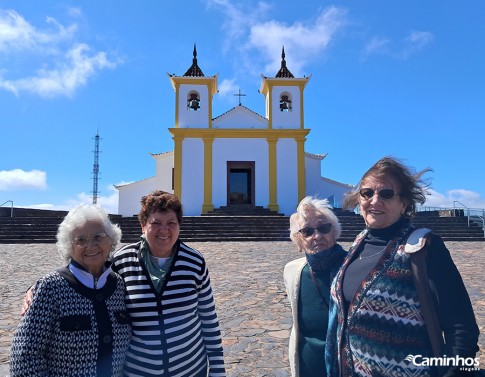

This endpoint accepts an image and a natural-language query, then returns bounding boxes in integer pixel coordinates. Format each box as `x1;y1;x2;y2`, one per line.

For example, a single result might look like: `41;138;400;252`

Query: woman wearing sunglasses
326;157;479;377
11;204;131;376
284;196;346;377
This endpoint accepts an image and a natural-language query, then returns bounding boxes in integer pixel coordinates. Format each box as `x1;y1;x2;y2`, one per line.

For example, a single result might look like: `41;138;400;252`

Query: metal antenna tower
91;131;101;204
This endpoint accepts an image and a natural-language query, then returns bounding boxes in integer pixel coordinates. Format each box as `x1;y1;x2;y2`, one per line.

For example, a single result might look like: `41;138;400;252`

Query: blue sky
1;1;484;214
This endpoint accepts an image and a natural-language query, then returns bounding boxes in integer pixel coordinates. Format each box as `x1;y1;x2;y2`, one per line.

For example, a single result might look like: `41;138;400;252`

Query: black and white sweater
112;240;226;377
10;266;132;377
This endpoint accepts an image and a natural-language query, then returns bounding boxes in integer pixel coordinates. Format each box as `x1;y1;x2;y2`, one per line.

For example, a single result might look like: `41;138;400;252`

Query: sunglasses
359;188;399;200
299;223;332;238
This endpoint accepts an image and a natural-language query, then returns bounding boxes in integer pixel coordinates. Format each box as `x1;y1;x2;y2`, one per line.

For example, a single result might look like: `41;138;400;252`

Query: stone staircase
0;207;484;244
205;204;283;216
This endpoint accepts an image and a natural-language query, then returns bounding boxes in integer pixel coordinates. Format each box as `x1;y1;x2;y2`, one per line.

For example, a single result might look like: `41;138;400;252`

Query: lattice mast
91;131;101;204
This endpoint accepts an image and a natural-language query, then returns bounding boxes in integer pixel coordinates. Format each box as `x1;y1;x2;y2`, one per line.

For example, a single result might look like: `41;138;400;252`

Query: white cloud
0;9;77;52
206;2;347;77
218;78;238;98
247;7;347;76
67;7;83;19
0;43;120;97
25;184;119;214
361;36;390;60
205;0;270;53
0;169;47;190
0;8;121;98
76;185;119;213
362;30;434;61
424;189;485;210
398;30;434;59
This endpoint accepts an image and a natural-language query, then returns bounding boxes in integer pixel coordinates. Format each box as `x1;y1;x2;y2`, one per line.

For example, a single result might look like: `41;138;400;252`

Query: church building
116;46;352;216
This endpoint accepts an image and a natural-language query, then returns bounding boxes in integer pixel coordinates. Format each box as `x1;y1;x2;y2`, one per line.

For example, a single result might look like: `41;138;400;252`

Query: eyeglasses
71;232;110;248
359;188;399;201
298;223;332;238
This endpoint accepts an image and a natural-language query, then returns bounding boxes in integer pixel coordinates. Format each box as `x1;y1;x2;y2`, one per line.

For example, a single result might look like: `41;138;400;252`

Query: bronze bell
189;100;200;110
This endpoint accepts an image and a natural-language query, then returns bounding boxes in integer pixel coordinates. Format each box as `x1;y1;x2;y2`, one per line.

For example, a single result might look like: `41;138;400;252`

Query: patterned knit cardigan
325;221;434;377
10;266;132;377
112;240;226;377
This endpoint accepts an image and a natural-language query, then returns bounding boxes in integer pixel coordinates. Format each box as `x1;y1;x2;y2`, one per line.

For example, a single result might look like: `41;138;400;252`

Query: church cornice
259;75;311;94
167;73;219;95
169;128;309;139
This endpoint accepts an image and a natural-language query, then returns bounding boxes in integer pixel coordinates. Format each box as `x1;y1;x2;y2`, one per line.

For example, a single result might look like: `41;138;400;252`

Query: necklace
359;247;386;260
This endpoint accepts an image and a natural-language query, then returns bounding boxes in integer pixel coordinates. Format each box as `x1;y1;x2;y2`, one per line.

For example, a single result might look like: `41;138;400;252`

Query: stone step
0;212;484;243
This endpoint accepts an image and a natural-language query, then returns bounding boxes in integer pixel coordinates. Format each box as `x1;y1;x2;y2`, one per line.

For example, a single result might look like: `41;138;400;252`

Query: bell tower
260;47;311;129
167;45;218;128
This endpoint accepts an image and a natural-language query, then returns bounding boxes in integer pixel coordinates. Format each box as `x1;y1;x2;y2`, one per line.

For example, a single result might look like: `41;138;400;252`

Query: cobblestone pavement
1;241;484;376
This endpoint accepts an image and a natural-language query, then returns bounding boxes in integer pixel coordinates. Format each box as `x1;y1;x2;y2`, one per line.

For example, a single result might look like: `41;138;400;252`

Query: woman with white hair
284;196;346;377
10;204;131;377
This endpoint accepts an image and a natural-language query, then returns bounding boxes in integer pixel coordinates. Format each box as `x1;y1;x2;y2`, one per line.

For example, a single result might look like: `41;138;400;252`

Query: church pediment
212;105;268;129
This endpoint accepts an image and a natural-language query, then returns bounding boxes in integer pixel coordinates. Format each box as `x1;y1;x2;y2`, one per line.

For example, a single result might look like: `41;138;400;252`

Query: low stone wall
0;207;68;218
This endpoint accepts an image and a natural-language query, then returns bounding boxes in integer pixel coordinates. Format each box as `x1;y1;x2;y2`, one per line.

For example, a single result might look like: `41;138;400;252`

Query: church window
187;91;200;111
280;93;292;112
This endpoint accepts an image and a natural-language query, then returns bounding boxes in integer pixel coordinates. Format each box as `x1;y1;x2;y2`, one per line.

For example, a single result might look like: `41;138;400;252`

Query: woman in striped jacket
112;190;225;377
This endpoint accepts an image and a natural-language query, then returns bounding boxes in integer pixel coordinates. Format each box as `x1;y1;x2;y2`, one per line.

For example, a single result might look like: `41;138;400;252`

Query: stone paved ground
0;241;484;376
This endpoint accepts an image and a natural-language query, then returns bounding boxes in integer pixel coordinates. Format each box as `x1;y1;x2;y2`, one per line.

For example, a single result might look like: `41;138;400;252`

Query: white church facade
116;47;353;216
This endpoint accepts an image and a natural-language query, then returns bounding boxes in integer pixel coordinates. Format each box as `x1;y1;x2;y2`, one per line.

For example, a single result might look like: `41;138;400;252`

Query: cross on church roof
234;89;246;106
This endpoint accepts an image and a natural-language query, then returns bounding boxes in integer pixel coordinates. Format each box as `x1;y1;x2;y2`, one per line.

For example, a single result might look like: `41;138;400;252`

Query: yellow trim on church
259;76;311;130
267;137;278;211
296;136;306;202
169;128;309;139
174;83;180;128
300;86;304;129
168;76;218;95
202;137;214;213
169;127;309;213
259;77;310;94
173;136;183;199
267;84;273;129
168;74;218;129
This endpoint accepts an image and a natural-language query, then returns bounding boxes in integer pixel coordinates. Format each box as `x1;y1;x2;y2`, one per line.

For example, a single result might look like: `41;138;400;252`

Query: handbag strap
406;229;444;358
308;266;329;306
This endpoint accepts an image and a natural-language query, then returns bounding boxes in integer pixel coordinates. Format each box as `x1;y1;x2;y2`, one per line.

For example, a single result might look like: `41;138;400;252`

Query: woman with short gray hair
284;196;346;377
11;204;131;376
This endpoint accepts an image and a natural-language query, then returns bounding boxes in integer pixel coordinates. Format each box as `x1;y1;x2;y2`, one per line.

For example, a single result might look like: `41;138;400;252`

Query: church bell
189;99;200;110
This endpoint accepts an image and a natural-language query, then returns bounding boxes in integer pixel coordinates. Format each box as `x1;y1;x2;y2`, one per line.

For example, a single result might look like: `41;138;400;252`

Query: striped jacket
112;240;225;377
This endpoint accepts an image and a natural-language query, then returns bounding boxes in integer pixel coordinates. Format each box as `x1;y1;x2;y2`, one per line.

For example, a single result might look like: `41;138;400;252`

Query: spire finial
281;46;287;68
275;46;294;78
183;43;205;77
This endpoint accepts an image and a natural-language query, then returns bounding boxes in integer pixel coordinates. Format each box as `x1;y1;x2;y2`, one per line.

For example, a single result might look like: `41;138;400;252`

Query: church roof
150;150;174;157
275;47;294;78
213;104;267;123
305;152;328;160
114;176;156;189
321;176;355;189
183;44;204;77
